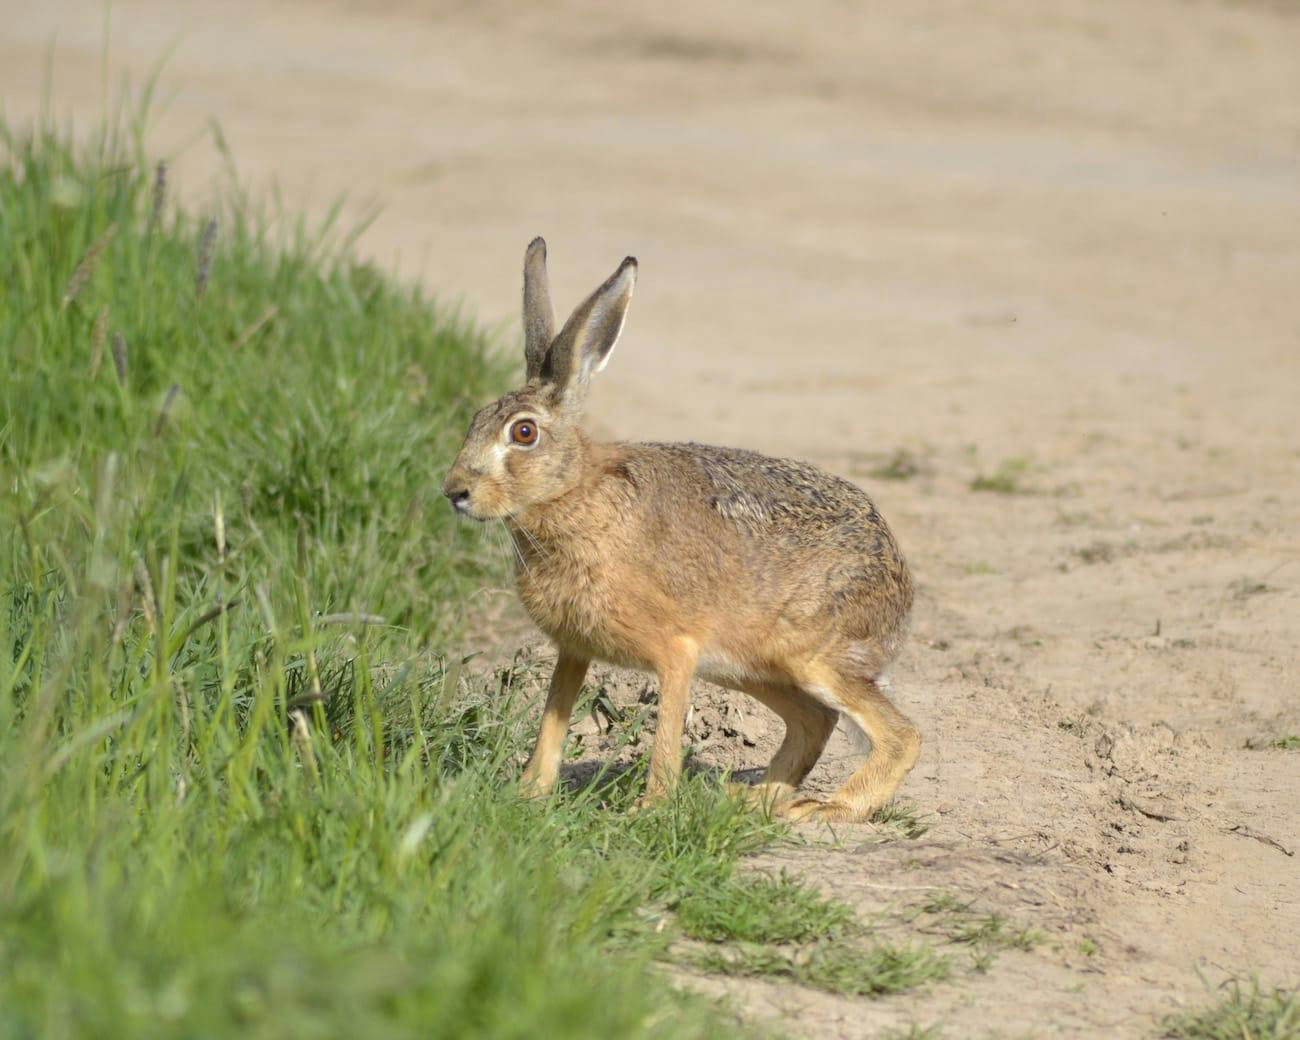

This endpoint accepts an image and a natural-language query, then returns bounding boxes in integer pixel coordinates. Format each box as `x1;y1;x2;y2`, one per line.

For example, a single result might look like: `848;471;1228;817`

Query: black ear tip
621;256;638;271
527;236;547;256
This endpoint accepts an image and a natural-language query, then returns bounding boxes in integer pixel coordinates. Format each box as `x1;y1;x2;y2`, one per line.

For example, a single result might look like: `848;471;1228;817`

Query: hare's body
510;440;911;689
445;241;921;821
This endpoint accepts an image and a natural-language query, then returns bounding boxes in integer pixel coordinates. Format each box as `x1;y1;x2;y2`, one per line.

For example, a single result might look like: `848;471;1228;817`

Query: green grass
674;870;855;944
871;800;932;839
690;940;951;998
969;457;1030;494
1245;734;1300;752
664;802;953;1002
907;892;1043;973
945;912;1041;952
1162;978;1299;1039
868;449;923;482
0;107;822;1038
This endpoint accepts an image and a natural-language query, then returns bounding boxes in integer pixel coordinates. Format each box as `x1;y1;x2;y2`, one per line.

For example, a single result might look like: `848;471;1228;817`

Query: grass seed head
196;217;218;298
61;222;117;309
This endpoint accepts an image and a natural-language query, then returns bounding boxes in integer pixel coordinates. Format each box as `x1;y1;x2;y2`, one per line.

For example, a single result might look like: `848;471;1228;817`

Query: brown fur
443;241;919;820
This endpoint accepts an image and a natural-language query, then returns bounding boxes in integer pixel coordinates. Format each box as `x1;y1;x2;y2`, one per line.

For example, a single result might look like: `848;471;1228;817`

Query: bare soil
4;1;1298;1034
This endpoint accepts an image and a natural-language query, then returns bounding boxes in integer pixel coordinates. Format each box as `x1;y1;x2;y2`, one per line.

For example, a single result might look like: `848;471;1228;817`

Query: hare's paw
630;791;669;814
780;797;858;823
725;781;794;815
517;769;555;800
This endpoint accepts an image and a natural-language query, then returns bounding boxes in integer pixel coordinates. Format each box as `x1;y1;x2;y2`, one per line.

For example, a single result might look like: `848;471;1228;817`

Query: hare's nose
443;485;472;514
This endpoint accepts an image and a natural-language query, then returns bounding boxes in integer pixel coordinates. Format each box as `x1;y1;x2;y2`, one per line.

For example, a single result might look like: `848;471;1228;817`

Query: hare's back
624;442;912;653
637;442;898;556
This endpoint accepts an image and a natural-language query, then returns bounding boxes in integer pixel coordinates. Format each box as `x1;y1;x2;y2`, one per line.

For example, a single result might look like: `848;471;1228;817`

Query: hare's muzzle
441;480;473;517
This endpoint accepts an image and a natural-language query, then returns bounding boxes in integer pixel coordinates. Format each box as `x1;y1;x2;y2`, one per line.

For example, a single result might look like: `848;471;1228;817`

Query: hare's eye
509;419;539;446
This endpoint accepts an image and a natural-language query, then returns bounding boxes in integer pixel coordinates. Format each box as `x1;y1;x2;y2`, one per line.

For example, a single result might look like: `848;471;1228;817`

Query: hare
442;239;919;821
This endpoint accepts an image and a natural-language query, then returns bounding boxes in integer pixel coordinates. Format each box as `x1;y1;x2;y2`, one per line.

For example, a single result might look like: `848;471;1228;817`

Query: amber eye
509;419;539;446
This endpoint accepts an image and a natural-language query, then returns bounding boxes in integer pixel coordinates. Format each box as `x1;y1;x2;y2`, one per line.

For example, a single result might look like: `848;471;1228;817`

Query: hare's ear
542;256;637;406
522;237;554;383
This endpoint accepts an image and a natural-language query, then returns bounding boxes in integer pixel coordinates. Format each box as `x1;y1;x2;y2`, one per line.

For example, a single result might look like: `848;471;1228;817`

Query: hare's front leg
642;642;699;804
519;651;590;797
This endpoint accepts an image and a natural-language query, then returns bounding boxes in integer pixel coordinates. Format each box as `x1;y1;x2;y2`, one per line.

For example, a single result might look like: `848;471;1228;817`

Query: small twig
174;597;241;647
213;495;227;563
1119;791;1183;822
134;561;157;633
851;882;953;893
290;709;319;789
1227;823;1294;857
231;304;278;351
316;612;387;626
109;577;134;647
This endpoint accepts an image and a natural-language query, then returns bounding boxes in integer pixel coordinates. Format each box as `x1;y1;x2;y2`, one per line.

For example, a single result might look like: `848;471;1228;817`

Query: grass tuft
691;940;951;998
868;449;924;482
872;800;932;839
947;912;1042;952
908;892;1043;973
1162;977;1298;1039
969;457;1030;494
674;870;856;944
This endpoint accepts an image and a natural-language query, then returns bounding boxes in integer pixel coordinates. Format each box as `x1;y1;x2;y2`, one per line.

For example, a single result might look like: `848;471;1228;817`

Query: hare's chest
514;549;613;647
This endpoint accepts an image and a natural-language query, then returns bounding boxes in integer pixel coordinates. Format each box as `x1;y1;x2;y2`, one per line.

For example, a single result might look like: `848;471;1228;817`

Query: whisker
483;522;510;571
498;521;530;577
509;525;535;572
515;522;547;563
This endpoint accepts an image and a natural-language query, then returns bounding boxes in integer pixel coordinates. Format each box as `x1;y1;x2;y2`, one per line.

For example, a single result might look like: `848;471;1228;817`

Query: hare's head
442;238;636;520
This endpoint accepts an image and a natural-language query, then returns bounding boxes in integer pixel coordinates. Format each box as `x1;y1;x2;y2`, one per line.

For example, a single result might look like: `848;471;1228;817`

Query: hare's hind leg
784;669;920;824
520;651;591;797
727;681;837;811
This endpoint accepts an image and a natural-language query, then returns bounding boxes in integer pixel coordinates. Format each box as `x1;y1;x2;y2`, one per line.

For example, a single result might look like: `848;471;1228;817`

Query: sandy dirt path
3;1;1298;1034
